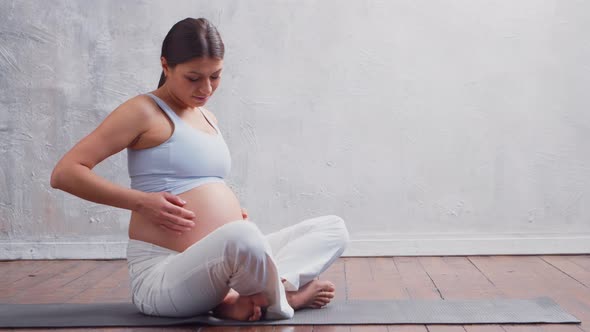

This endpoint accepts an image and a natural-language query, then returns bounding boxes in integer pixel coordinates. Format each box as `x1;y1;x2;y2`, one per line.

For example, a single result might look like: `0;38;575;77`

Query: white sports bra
126;93;231;195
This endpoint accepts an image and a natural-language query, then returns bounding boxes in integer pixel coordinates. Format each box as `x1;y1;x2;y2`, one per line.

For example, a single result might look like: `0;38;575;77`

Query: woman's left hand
241;207;248;220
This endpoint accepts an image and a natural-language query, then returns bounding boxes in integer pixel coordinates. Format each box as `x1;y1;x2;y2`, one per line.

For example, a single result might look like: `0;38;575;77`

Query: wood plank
346;257;406;300
393;256;440;299
418;256;507;332
0;259;55;288
59;260;123;291
387;326;429;332
93;263;131;302
344;257;372;282
372;257;402;279
418;256;504;299
541;256;590;288
469;255;589;332
9;260;105;303
313;326;351;332
67;262;129;303
0;260;57;294
350;326;388;331
567;256;590;271
4;260;80;302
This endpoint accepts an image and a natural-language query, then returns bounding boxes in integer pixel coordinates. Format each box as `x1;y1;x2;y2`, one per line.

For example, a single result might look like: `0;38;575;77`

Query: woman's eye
187;77;219;82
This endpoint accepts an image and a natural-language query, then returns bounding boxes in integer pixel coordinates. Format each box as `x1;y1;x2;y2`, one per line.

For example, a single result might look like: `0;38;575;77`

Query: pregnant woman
50;17;349;321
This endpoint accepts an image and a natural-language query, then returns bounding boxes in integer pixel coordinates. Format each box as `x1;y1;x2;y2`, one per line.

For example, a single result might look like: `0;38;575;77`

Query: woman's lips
193;96;208;102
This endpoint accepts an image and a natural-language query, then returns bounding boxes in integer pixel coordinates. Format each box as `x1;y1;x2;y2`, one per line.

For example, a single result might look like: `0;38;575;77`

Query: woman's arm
51;161;146;212
50;96;195;230
51;96;149;210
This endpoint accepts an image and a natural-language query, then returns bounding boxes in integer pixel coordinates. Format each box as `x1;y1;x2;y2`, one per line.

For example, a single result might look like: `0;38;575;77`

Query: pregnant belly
128;182;244;253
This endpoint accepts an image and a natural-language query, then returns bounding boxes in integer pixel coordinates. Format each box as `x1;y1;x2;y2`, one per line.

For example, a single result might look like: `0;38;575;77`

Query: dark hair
158;17;225;88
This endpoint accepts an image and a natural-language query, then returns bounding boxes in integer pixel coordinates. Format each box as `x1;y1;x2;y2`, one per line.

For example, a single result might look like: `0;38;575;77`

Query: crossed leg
148;215;349;321
268;214;348;310
215;214;349;319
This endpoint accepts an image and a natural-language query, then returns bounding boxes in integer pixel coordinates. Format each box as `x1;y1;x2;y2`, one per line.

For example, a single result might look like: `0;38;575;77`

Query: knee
221;221;267;257
321;215;350;252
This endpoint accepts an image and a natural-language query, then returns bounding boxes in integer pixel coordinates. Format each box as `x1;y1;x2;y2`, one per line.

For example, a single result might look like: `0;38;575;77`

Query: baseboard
345;232;590;256
1;232;589;260
0;240;129;260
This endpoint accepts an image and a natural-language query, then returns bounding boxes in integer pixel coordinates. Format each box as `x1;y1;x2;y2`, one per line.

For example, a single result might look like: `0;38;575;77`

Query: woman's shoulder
125;93;158;111
91;94;163;140
111;93;161;123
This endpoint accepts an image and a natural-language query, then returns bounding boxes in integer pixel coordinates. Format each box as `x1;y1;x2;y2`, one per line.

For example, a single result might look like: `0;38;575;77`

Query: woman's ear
160;56;169;77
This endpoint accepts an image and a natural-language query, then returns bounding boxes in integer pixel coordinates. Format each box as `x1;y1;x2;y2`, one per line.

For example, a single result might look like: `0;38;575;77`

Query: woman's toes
321;291;335;299
249;305;262;321
313;300;326;308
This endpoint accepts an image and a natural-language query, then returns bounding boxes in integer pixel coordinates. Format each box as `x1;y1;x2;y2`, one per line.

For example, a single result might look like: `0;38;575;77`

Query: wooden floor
1;255;589;331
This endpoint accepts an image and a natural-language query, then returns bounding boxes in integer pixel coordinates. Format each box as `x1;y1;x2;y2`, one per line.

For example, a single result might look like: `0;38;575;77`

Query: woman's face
162;56;223;108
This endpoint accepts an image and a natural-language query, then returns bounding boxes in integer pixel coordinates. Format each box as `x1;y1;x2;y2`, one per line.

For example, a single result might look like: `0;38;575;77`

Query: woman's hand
136;192;196;235
241;207;248;220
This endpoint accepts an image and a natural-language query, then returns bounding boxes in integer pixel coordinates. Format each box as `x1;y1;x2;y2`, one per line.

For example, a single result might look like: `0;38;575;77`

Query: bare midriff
128;182;244;253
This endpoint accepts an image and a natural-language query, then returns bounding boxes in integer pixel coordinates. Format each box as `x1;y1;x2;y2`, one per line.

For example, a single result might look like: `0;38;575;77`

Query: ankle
221;288;240;305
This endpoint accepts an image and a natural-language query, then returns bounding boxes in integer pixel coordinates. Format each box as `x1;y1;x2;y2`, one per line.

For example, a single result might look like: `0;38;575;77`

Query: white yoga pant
126;215;349;319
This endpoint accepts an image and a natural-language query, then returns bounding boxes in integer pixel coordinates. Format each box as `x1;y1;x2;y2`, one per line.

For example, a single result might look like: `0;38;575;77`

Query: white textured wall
1;0;589;259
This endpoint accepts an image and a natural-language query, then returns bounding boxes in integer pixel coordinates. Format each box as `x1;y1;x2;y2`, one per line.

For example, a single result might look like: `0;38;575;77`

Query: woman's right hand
136;192;196;235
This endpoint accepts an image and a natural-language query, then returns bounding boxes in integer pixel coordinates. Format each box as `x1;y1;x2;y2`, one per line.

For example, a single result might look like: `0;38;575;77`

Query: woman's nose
199;80;213;95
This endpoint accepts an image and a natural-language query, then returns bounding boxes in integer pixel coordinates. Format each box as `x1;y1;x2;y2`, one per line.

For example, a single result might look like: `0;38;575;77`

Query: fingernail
180;199;186;204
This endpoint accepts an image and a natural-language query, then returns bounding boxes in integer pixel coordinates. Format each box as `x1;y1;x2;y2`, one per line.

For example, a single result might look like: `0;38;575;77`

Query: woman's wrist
129;190;148;212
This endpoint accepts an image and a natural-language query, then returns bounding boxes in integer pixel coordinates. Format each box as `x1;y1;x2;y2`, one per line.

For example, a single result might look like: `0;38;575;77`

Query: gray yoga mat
0;297;580;327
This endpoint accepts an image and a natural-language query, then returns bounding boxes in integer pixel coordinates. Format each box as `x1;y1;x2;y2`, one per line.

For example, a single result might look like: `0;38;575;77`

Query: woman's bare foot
284;278;336;310
212;290;269;321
